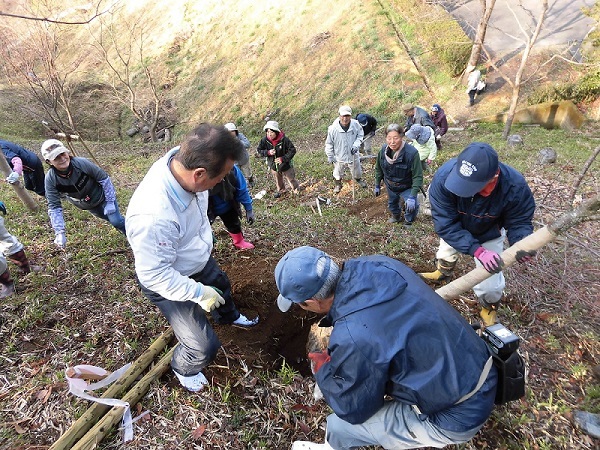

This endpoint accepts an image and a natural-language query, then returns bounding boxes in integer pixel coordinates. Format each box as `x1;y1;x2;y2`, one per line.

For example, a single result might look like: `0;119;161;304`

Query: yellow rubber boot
419;269;447;281
419;259;456;283
480;307;498;327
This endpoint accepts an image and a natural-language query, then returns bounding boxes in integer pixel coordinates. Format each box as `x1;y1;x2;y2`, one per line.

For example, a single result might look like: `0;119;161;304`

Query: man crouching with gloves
275;246;498;450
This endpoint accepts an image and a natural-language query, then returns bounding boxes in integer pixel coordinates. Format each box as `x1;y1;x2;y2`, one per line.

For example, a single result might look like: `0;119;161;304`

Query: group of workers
1;104;536;449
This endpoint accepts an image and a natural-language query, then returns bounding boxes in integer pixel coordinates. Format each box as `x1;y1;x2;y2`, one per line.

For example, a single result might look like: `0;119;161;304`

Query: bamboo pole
50;328;174;450
0;156;39;212
71;347;175;450
436;195;600;300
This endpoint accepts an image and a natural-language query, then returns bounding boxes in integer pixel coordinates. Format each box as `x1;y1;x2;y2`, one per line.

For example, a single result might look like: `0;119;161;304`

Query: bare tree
0;16;101;164
465;0;497;75
482;0;549;138
88;9;167;142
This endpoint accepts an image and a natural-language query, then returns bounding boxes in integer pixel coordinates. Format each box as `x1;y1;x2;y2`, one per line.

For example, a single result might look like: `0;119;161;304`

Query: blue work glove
374;185;381;197
0;201;6;215
6;172;20;184
405;197;416;213
103;201;116;216
246;209;255;225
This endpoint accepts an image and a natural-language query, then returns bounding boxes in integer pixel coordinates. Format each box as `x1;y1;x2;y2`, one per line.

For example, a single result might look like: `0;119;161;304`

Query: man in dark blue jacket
276;246;497;450
419;143;536;326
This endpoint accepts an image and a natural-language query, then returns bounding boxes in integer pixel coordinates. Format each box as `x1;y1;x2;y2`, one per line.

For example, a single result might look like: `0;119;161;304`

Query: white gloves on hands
198;286;225;312
6;172;20;184
54;232;67;248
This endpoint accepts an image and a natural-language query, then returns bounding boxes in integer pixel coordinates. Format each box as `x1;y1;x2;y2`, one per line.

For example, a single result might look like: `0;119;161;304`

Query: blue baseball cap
356;114;368;126
275;246;332;312
444;143;499;197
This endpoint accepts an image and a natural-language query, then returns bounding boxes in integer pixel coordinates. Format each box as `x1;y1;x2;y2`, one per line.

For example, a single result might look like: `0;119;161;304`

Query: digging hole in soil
212;256;322;378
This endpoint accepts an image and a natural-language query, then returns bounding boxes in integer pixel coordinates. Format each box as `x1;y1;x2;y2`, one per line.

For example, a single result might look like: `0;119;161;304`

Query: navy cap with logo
356;114;368;126
275;246;332;312
444;142;499;197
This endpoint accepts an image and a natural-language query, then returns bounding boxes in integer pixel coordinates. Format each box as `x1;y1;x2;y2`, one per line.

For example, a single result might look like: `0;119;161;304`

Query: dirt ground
210;192;393;378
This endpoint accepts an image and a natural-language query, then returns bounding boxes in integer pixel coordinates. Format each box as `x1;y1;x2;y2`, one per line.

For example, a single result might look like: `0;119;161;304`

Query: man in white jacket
325;105;366;194
126;123;259;392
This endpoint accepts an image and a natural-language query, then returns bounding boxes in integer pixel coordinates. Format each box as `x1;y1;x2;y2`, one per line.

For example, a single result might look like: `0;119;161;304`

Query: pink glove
11;157;23;175
474;247;504;273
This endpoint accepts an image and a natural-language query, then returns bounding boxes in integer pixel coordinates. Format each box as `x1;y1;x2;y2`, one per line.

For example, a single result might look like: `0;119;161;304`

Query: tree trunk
501;0;549;138
466;0;497;75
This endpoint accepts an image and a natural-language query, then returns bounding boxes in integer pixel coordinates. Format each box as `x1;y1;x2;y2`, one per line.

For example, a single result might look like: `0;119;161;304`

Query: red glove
308;351;331;374
516;249;537;264
474;247;504;274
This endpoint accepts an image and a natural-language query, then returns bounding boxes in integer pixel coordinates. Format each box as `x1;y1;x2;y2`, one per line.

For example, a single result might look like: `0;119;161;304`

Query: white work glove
197;286;226;312
54;232;67;248
6;171;20;184
327;156;336;164
103;201;116;216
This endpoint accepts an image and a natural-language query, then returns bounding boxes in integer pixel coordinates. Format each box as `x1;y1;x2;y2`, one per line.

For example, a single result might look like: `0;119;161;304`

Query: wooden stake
71;347;175;450
50;328;174;450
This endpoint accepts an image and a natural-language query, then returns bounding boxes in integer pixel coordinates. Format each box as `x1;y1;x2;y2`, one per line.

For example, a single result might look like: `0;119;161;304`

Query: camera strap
454;356;493;405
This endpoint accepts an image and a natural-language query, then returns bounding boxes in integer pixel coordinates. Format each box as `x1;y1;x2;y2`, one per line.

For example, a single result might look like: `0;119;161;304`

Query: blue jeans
385;186;419;223
88;200;126;234
139;256;241;376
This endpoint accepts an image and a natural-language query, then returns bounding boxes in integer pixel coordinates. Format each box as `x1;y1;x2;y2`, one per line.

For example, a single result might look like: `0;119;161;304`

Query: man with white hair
276;246;498;450
325;106;366;194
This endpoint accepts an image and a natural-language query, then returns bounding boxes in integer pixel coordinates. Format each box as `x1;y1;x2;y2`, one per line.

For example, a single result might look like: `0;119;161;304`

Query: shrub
528;71;600;104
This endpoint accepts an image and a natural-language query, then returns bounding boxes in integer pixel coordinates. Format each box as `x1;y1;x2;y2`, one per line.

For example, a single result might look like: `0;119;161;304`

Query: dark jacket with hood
429;159;535;256
0;139;44;172
256;132;296;172
208;165;252;220
315;255;497;432
432;105;448;137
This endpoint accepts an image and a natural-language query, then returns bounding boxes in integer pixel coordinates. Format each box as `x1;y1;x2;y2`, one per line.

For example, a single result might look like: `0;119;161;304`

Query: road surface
441;0;596;60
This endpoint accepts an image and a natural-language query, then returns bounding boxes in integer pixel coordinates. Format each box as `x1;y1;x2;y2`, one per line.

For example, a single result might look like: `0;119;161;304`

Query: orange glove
308;351;331;374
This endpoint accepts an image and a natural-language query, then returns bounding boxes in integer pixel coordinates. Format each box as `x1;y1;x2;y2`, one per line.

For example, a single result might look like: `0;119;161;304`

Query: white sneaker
291;441;334;450
174;371;208;392
232;314;259;328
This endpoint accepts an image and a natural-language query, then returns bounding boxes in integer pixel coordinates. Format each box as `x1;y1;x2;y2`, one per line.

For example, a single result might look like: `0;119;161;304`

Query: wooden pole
436;195;600;300
71;347;175;450
0;156;39;212
50;328;174;450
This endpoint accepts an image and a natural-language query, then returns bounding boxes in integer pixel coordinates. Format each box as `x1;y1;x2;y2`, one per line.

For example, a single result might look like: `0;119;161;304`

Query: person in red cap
419;142;536;325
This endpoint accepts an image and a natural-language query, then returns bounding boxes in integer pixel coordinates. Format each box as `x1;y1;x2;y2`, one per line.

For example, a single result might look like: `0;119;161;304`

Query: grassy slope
0;1;598;449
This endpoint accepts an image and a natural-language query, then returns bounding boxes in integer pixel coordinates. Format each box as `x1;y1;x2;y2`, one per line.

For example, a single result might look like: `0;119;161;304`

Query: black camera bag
489;349;526;404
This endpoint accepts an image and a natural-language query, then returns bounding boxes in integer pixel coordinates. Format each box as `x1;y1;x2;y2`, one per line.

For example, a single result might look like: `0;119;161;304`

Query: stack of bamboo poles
51;328;176;450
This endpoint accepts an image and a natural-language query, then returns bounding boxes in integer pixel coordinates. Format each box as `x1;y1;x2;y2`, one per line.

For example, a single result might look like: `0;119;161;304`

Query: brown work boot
0;269;15;298
419;259;456;283
7;249;32;274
